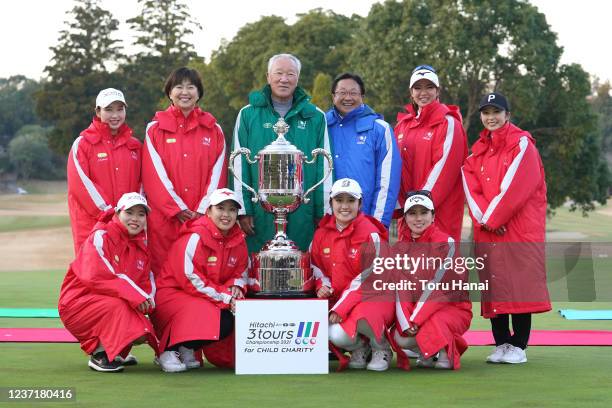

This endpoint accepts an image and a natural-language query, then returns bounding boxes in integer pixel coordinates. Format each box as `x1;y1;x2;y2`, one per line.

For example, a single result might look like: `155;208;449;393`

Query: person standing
67;88;141;254
394;65;468;242
326;73;401;228
462;92;550;364
231;53;331;254
142;67;227;275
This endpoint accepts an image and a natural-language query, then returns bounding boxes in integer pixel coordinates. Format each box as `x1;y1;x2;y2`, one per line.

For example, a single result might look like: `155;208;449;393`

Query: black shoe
115;354;138;366
88;352;124;372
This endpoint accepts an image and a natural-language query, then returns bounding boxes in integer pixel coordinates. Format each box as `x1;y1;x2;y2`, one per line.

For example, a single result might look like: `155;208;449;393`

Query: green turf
547;205;612;241
0;215;70;232
0;344;611;408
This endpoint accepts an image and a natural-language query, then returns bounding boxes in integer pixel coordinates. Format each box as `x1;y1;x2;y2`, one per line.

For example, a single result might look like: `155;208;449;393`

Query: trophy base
248;291;315;299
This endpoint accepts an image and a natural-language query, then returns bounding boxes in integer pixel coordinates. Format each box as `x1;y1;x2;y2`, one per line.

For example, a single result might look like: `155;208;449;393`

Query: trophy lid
258;117;303;155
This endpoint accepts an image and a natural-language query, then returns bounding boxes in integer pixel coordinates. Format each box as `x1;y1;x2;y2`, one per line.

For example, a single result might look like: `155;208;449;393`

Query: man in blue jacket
326;73;401;228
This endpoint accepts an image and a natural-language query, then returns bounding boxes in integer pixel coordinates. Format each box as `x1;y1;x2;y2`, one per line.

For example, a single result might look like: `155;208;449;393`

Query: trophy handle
303;148;334;204
229;148;260;203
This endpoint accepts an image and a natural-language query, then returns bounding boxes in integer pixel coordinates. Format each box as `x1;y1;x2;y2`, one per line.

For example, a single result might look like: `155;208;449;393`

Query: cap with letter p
115;192;150;213
404;194;435;213
330;178;362;199
96;88;127;109
479;92;510;112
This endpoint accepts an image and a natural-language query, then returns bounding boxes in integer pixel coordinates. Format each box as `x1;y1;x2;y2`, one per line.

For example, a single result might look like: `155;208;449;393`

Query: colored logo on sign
294;321;320;345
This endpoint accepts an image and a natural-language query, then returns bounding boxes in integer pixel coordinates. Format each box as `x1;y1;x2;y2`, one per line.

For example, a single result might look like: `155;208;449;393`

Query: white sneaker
157;351;187;373
500;345;527;364
434;348;452;369
178;346;201;369
367;348;392;371
486;343;511;363
348;343;371;369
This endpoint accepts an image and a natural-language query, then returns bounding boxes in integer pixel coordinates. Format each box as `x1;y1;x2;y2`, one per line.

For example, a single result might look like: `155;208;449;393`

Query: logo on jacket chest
136;259;145;270
202;136;211;146
422;131;433;141
97;152;108;162
263;122;273;129
322;247;331;257
207;256;218;266
130;150;138;160
227;256;237;267
297;120;307;130
348;247;359;259
356;134;367;145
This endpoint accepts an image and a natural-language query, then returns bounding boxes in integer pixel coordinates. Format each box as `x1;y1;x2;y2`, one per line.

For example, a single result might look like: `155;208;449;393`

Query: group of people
58;53;550;374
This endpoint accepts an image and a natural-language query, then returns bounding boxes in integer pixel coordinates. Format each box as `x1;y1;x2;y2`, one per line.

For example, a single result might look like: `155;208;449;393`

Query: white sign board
235;299;329;375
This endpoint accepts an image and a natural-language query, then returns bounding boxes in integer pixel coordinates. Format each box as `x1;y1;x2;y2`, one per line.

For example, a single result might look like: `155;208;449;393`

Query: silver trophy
229;118;333;298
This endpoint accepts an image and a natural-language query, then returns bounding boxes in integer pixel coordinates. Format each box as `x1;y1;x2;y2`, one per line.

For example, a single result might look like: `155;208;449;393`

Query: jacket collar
184;216;245;248
249;85;316;120
81;116;134;147
154;105;217;133
326;104;382;132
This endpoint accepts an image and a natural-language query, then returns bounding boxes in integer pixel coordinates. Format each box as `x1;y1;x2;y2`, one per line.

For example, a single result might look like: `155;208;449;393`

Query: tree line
0;0;609;213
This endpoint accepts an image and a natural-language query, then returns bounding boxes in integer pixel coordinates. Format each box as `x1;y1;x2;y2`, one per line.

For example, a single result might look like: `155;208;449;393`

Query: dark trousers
167;310;234;352
490;313;532;350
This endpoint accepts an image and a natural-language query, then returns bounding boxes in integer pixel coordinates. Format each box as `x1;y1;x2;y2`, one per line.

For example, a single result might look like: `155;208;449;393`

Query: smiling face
404;205;433;238
266;57;299;103
118;205;147;236
480;106;510;132
206;200;239;235
169;79;200;115
333;78;364;116
96;101;126;135
410;79;439;109
331;193;361;228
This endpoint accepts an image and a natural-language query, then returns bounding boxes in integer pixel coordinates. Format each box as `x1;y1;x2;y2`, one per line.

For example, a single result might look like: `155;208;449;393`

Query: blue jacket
326;104;401;227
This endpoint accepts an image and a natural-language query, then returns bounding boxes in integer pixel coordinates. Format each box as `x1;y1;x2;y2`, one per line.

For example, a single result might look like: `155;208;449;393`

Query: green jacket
230;85;332;253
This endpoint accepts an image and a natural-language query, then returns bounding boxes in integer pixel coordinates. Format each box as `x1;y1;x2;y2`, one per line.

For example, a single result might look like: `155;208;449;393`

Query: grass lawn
1;270;612;407
0;215;70;232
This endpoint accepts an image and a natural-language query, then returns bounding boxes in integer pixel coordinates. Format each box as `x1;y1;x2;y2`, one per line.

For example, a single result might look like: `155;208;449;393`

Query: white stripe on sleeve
461;163;483;224
373;119;394;221
232;106;249;215
481;136;529;224
197;123;227;213
423;115;454;191
144;121;188;211
183;233;232;304
71;136;111;211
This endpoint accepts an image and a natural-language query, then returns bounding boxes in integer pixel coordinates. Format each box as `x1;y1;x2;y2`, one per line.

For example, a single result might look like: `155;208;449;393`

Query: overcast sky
1;0;610;83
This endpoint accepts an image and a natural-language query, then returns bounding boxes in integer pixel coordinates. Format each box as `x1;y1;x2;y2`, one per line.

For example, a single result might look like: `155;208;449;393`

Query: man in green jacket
231;53;332;254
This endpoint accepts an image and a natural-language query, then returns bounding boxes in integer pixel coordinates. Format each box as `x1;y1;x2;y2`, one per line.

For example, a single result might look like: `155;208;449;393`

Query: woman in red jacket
59;192;158;372
392;192;472;370
67;88;142;254
151;188;248;373
394;65;468;242
142;67;227;276
462;92;550;364
311;178;394;371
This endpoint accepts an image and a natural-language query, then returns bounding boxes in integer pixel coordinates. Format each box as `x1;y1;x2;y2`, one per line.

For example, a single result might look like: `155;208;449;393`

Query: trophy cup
229;118;333;298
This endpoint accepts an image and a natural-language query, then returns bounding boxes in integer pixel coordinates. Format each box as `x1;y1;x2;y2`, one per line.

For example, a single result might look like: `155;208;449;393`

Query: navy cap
479;92;510;112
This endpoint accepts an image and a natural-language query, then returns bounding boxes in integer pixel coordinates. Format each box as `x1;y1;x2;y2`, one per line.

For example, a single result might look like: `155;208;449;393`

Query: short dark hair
164;67;204;101
331;73;365;95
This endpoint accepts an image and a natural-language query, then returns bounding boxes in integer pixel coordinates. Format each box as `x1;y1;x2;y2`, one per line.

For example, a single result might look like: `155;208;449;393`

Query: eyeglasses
333;91;362;98
412;65;436;74
406;189;432;198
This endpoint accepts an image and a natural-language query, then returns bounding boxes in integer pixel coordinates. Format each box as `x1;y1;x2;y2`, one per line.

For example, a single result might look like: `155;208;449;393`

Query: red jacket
310;213;388;321
156;216;249;307
59;214;155;312
142;105;227;274
395;223;471;329
67;117;142;253
394;101;468;242
462;122;550;317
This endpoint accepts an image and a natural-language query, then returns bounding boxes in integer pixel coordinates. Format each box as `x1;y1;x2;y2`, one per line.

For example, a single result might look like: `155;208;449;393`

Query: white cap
207;188;243;210
96;88;127;108
330;178;362;199
404;194;434;213
115;192;150;213
409;68;439;88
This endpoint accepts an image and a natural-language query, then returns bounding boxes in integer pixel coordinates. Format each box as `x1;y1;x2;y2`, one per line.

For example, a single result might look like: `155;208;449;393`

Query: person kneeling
393;192;472;370
151;189;247;373
58;193;158;373
311;178;394;371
